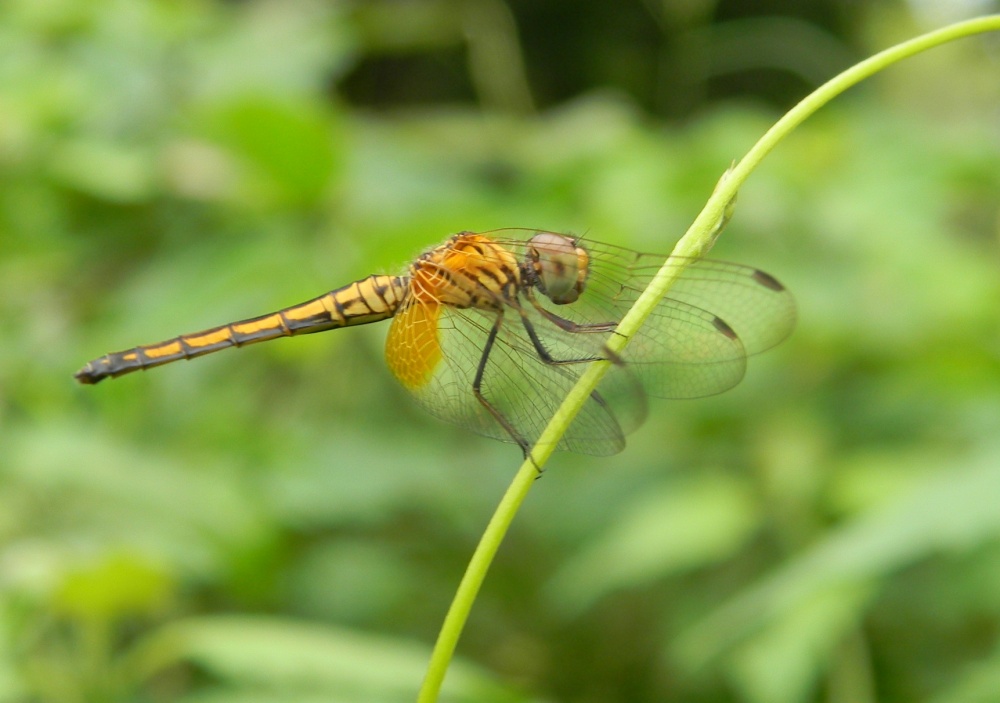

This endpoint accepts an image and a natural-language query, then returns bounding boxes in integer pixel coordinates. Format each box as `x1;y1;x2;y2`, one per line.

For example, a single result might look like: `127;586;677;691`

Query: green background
2;1;999;701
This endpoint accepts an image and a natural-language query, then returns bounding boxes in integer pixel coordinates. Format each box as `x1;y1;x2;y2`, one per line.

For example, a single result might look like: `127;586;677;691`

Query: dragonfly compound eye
528;232;590;305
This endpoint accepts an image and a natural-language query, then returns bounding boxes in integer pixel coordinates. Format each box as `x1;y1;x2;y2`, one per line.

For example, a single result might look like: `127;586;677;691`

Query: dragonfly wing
617;299;750;399
384;297;443;390
483;303;648;454
383;232;795;452
480;232;795;358
525;273;748;399
663;261;795;355
386;299;638;456
579;243;797;355
530;246;795;399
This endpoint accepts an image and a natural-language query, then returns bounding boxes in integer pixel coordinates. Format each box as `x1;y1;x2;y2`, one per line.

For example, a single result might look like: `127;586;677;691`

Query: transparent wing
386;297;645;456
384;230;795;455
483;229;797;399
578;239;797;357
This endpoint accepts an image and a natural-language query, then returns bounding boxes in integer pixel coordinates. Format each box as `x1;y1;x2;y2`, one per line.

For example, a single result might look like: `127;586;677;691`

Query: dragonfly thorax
409;233;521;311
526;232;589;305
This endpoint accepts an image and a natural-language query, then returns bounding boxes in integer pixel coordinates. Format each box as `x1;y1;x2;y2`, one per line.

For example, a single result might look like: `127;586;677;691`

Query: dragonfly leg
527;293;617;334
522;295;627;368
472;310;536;464
517;307;607;367
516;304;627;461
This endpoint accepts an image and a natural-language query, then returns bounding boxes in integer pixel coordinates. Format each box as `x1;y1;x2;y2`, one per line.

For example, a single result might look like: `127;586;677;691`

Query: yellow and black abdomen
75;274;407;384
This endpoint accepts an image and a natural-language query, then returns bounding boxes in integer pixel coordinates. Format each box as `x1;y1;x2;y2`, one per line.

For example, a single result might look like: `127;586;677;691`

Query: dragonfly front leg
522;293;626;365
515;301;623;367
526;293;617;335
513;302;624;448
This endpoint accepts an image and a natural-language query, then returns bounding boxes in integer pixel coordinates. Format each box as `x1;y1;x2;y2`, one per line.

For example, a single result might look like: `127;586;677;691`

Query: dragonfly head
528;232;589;305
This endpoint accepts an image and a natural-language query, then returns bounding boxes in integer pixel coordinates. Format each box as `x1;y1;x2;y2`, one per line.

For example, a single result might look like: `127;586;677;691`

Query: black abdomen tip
74;361;109;384
75;369;99;384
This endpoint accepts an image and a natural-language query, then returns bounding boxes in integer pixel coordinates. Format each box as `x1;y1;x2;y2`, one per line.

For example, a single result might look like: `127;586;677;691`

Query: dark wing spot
601;344;625;366
752;269;785;292
712;316;739;339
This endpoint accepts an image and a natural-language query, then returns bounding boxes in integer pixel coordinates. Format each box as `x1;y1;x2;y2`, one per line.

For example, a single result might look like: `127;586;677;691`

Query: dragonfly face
525;232;589;305
76;229;796;456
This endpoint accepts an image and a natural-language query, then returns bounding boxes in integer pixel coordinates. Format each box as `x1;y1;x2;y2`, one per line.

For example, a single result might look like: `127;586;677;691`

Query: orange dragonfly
76;229;795;455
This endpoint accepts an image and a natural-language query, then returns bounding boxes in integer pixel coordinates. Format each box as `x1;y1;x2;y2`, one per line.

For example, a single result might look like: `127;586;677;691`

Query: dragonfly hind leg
471;310;543;467
470;307;624;466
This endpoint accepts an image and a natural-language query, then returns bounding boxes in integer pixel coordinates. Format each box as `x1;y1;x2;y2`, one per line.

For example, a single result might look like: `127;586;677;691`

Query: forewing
491;233;795;400
581;242;797;355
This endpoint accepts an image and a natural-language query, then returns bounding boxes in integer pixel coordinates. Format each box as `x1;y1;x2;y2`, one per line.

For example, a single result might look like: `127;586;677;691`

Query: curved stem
417;14;1000;702
416;457;539;703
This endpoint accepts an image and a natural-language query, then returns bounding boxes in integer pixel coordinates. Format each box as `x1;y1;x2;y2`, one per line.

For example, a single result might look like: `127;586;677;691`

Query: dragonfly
76;229;796;455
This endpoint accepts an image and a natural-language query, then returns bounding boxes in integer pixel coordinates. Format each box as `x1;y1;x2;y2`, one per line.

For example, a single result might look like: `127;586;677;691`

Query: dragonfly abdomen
75;274;407;384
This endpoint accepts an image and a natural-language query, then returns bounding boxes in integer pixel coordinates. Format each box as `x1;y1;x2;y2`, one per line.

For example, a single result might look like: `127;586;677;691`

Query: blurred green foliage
2;1;999;702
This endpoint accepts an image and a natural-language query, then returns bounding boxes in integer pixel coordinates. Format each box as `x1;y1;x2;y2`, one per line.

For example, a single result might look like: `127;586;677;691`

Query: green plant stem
417;14;1000;702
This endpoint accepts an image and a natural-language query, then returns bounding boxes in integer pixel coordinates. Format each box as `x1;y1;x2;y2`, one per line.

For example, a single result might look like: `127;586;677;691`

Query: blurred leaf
825;448;941;516
188;0;355;99
143;616;530;703
0;610;27;701
285;539;415;625
47;139;156;202
176;692;397;703
931;641;1000;703
196;96;341;206
545;473;761;615
55;551;172;619
675;446;1000;669
5;422;267;576
725;582;873;703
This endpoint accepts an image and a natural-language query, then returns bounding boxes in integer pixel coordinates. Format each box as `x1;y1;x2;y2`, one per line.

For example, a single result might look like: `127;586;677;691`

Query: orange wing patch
385;300;442;390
